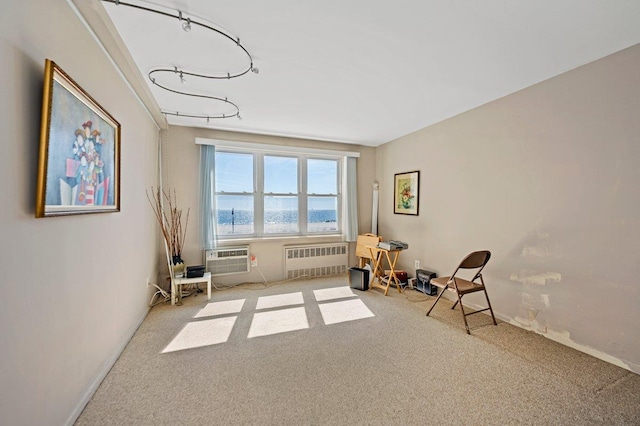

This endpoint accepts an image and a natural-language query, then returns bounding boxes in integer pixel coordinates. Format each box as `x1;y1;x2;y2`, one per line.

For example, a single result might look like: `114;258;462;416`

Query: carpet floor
76;275;640;425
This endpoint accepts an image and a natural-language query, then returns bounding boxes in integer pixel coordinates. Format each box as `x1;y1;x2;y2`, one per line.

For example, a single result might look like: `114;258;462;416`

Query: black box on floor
415;269;437;295
348;267;369;291
186;265;205;278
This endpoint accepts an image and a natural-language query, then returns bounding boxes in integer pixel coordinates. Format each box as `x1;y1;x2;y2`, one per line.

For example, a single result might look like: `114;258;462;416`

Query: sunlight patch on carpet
318;299;374;325
313;286;356;302
248;307;309;338
194;299;246;318
162;317;237;353
256;292;304;310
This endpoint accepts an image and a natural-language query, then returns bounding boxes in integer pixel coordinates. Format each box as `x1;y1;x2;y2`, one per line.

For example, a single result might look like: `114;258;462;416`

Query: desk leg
382;252;393;296
366;248;379;287
207;276;211;301
388;251;402;294
371;250;384;289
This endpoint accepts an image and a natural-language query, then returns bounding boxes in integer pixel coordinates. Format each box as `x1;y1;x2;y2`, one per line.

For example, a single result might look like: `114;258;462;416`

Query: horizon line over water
217;209;337;224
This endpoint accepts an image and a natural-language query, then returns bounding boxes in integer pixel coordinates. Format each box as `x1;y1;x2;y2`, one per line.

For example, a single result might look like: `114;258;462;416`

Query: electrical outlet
415;260;420;270
251;256;258;267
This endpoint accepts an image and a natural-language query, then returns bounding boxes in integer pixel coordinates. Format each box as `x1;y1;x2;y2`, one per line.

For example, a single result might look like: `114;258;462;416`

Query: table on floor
366;246;404;296
171;272;212;305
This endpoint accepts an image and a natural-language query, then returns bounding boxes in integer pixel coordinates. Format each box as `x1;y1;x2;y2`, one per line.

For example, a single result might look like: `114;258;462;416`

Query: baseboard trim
460;299;635;374
64;306;150;426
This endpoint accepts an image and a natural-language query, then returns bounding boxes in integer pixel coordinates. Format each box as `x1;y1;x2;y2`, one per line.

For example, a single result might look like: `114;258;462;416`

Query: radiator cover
284;243;348;279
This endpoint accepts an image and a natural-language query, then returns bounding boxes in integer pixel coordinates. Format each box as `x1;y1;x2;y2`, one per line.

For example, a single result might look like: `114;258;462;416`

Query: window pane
215;152;254;192
216;195;254;235
264;156;298;193
307;159;337;194
308;196;338;232
264;196;298;234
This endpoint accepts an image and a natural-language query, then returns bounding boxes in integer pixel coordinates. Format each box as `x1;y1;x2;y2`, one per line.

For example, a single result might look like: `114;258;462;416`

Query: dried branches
146;187;190;259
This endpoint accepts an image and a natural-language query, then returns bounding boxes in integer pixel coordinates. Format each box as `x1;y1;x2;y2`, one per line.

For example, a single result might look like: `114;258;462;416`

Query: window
307;159;338;233
214;150;341;238
215;152;255;235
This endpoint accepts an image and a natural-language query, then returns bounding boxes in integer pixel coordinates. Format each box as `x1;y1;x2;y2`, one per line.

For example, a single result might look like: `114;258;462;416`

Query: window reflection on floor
161;286;375;353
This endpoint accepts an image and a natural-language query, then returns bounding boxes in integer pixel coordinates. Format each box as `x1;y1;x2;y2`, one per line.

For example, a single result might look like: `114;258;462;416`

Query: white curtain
343;156;358;242
200;144;217;249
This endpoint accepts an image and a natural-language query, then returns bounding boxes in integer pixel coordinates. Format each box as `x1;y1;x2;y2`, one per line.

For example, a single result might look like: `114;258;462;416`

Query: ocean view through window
213;149;341;237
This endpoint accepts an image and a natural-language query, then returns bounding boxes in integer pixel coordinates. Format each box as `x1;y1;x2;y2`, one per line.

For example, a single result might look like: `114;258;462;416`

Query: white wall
160;126;376;285
0;1;160;424
376;44;640;373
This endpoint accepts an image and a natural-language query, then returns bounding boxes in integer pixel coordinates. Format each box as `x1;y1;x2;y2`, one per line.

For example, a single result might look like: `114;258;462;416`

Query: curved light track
101;0;256;120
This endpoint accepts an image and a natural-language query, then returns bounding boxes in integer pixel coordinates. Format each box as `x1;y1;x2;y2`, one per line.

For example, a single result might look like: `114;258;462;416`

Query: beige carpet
76;275;640;425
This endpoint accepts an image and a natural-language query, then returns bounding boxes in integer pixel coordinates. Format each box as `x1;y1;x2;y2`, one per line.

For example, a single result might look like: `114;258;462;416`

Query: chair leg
451;300;459;310
457;293;471;334
426;286;447;316
484;288;498;326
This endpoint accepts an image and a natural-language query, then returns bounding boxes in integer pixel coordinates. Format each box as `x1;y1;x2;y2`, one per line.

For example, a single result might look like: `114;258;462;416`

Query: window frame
214;148;342;240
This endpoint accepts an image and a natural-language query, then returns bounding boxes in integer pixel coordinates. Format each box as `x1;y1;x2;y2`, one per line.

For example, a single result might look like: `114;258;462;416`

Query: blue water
217;209;336;224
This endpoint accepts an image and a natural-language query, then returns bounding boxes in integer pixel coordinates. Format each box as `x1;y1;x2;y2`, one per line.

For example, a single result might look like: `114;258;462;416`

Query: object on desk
348;267;369;291
389;240;409;249
378;240;408;250
186;265;205;278
416;269;437;295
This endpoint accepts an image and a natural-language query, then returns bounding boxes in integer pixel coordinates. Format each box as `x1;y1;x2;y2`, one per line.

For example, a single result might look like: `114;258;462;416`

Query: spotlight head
178;12;191;32
251;66;259;74
179;71;186;84
182;18;191;32
237;114;242;121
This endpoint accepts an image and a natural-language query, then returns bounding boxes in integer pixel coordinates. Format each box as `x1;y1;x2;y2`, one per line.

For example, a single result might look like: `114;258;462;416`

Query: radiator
204;245;250;276
284;243;349;280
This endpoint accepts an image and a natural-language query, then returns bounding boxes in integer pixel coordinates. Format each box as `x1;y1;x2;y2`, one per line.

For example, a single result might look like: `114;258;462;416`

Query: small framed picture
394;171;419;215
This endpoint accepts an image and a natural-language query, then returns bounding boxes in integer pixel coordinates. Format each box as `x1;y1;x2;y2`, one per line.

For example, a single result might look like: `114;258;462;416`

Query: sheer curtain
200;144;217;249
343;156;358;242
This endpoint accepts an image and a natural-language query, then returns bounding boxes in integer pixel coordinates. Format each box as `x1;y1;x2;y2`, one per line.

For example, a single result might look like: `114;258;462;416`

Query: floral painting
394;171;419;215
36;60;120;217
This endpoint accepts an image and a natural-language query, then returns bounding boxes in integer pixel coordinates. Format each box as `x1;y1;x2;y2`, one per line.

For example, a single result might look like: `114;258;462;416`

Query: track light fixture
176;67;186;85
178;11;191;32
102;0;258;122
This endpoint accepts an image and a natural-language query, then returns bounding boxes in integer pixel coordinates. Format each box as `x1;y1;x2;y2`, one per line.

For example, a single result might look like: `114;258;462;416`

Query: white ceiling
100;0;640;146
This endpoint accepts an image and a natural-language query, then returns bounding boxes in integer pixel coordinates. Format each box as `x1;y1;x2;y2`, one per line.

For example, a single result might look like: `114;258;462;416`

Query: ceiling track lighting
149;64;258;84
162;110;241;121
102;0;257;122
149;71;240;117
102;0;255;79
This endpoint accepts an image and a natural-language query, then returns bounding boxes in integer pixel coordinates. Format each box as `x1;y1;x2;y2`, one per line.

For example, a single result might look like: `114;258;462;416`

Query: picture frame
394;170;419;215
36;59;120;217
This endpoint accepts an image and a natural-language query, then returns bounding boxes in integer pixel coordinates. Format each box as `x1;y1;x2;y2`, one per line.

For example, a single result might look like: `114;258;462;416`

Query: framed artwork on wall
36;59;121;217
394;170;419;215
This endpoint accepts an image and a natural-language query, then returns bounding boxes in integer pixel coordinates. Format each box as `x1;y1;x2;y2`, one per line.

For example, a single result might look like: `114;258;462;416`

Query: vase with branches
147;187;190;278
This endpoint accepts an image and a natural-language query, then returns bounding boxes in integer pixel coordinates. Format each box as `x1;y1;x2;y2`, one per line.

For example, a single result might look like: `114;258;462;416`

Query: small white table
171;272;212;305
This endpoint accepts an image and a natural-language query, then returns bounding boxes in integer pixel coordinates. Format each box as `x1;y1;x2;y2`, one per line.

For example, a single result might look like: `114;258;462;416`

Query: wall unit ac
284;243;349;280
204;246;250;276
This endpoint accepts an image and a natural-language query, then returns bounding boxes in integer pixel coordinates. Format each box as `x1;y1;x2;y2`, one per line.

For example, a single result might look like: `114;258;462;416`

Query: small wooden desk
171;272;212;305
366;246;403;296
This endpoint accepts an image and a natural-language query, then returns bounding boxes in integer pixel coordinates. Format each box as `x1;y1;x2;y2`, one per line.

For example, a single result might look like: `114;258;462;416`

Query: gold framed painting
36;59;120;217
394;170;419;215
